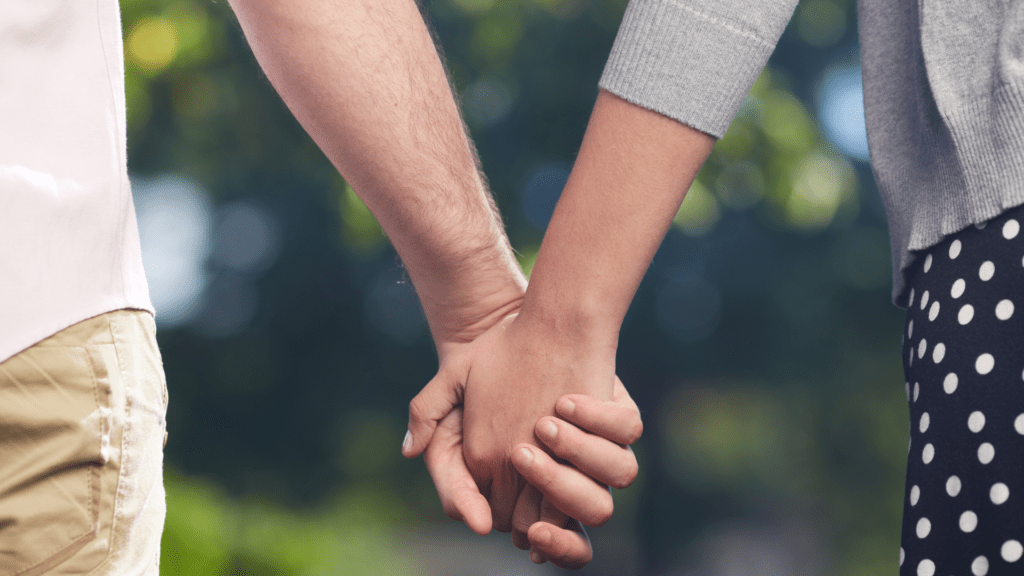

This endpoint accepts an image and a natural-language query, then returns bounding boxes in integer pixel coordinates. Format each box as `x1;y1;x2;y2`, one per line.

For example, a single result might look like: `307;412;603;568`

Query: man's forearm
520;89;715;357
227;0;526;348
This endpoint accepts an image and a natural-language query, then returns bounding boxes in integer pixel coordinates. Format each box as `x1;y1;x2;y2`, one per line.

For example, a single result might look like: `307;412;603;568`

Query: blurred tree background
121;0;908;573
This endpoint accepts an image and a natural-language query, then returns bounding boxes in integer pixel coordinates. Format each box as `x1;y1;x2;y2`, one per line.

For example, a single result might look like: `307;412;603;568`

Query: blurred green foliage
676;69;859;237
119;0;908;574
161;470;413;575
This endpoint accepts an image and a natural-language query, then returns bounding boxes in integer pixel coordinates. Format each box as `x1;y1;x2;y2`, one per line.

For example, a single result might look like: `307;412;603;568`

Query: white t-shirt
0;0;152;362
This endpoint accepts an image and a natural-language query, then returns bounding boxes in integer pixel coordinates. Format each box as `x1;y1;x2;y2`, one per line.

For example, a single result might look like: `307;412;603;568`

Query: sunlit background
121;0;908;573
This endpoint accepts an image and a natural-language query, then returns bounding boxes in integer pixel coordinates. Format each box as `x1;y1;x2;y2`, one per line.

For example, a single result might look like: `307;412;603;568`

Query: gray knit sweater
599;0;1024;305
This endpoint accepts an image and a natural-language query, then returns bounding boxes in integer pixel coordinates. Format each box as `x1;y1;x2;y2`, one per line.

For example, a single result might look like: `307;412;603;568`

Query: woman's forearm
520;89;715;359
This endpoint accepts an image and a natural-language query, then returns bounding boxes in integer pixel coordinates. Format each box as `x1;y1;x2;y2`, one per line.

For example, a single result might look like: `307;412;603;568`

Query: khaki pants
0;311;168;575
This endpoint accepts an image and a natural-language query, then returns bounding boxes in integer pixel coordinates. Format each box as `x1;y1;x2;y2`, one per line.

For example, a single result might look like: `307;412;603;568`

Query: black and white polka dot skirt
900;205;1024;576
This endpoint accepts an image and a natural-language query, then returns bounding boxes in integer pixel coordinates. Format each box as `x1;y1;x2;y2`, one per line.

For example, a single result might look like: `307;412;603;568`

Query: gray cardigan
599;0;1024;304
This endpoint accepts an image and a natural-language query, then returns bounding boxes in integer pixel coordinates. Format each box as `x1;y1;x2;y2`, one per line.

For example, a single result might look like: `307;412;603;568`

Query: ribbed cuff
599;0;797;138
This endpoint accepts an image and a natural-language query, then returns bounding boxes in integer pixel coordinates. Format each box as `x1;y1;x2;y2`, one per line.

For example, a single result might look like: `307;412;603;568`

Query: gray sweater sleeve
599;0;799;138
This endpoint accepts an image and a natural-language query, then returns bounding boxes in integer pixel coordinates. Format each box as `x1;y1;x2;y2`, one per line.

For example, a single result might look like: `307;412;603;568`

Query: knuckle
555;438;583;464
588;497;614;527
535;463;560;490
509;516;532;532
519;452;556;488
512;516;534;534
462;442;489;471
407;396;429;424
623;417;644;444
531;468;557;492
611;459;639;489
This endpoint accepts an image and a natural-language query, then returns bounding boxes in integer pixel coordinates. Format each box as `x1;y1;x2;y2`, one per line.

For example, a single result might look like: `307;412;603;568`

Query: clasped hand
403;313;642;568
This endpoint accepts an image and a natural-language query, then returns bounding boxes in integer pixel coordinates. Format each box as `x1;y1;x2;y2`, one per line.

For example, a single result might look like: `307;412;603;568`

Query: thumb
425;408;493;535
403;364;464;457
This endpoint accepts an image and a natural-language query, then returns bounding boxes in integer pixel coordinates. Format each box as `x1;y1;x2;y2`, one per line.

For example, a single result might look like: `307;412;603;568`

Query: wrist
412;244;528;355
509;302;619;401
516;287;621;362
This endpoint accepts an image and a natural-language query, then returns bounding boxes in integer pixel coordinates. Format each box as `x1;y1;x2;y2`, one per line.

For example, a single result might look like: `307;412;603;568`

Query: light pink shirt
0;0;152;362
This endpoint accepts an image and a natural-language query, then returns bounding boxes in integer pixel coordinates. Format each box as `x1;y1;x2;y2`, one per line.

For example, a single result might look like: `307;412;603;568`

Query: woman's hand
403;311;640;568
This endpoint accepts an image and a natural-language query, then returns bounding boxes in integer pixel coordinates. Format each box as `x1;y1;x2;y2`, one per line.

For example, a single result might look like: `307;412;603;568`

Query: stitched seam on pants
15;468;100;576
109;314;133;569
8;352;103;576
80;344;118;573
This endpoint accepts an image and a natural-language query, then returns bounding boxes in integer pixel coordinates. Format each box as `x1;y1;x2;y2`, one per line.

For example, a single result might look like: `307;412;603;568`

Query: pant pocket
0;346;110;576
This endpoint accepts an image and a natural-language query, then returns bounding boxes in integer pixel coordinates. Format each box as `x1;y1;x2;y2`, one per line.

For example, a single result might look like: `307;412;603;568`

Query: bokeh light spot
128;17;179;74
787;153;854;230
133;174;212;328
818;66;870;161
761;92;817;154
673;180;721;237
451;0;495;14
463;75;517;127
715;161;765;210
797;0;847;48
337;182;386;253
212;200;281;274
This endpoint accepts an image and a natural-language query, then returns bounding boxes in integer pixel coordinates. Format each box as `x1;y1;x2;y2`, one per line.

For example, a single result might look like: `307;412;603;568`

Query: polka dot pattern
943;372;958;394
980;261;995;281
959;304;975;325
1005;220;1020;239
1002;540;1023;562
947;475;961;497
996;299;1014;320
972;555;989;576
976;353;994;375
968;411;985;433
961;510;978;533
952;278;966;298
899;207;1024;576
978;442;995;464
990;483;1009;505
917;517;931;538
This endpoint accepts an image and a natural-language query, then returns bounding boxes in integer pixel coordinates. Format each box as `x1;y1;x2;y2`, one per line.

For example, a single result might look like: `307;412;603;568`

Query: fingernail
558;397;576;416
516;446;534;466
530;550;544;564
535;528;552;545
538;419;558;441
402;430;411;454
